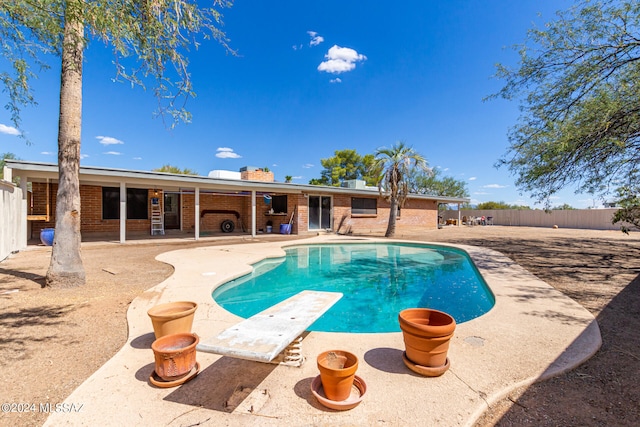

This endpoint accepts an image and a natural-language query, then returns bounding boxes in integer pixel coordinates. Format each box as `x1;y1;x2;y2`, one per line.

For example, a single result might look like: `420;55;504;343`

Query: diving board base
197;291;342;367
270;336;305;367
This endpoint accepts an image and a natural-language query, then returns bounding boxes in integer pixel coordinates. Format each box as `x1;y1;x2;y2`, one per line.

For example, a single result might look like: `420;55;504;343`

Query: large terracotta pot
151;332;199;381
399;308;456;368
317;350;359;401
147;301;197;339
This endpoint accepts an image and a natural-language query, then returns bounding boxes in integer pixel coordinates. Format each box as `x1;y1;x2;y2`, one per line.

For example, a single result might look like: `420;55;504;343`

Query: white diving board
197;290;342;366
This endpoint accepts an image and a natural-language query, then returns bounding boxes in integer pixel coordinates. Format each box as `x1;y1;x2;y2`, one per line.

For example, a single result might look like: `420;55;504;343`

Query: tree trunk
45;1;86;288
385;196;398;237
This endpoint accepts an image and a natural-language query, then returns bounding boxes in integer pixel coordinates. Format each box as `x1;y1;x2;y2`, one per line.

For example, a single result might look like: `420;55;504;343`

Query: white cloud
216;147;242;159
133;157;142;160
96;135;124;145
330;78;342;84
308;31;324;47
469;177;477;181
318;45;367;74
80;154;89;159
302;163;314;169
292;176;302;180
104;151;122;155
40;151;54;155
292;44;303;50
483;184;508;189
0;124;20;136
474;191;490;195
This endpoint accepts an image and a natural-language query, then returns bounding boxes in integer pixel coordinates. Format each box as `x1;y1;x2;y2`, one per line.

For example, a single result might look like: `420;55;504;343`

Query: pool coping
44;235;601;427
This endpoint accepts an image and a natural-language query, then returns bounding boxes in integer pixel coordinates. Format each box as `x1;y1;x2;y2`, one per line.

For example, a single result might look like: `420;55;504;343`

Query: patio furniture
197;290;342;366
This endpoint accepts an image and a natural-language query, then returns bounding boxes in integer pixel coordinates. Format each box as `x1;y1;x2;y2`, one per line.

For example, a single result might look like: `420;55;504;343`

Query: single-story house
3;160;468;244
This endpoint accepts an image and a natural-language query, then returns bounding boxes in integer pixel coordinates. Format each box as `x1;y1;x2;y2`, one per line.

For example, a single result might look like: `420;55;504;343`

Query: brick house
4;160;468;243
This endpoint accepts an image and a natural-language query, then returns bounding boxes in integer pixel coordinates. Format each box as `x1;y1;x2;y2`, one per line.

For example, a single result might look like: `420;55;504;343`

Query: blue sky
2;0;604;208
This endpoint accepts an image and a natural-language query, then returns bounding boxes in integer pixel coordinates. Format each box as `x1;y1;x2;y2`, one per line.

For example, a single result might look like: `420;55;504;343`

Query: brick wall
29;182;438;237
30;183;153;235
240;169;274;182
183;193;249;232
332;195;437;235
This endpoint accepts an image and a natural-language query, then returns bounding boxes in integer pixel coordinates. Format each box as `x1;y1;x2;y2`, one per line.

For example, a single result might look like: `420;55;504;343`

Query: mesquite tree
492;0;640;230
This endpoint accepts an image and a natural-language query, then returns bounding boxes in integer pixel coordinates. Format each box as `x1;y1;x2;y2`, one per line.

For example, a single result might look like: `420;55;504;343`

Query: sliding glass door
308;196;332;231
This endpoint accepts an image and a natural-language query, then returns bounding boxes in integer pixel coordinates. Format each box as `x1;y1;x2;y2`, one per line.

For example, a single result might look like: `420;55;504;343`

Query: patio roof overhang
4;160;470;204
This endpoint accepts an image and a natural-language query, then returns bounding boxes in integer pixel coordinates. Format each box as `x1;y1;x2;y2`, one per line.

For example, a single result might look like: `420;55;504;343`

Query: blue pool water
212;243;495;333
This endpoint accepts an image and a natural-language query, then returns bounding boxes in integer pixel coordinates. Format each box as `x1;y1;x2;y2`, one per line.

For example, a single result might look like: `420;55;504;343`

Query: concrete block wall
441;208;626;230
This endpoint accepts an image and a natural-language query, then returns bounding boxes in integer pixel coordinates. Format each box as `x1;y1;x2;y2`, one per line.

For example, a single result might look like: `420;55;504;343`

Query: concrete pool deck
44;235;601;426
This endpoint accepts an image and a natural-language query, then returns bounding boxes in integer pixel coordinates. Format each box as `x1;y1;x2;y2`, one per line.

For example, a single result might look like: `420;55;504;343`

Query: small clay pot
151;332;199;381
148;301;197;339
317;350;358;401
399;308;456;370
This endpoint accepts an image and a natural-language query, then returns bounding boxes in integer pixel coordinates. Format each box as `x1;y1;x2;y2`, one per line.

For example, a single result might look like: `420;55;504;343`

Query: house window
272;195;287;214
351;197;377;215
102;187;149;220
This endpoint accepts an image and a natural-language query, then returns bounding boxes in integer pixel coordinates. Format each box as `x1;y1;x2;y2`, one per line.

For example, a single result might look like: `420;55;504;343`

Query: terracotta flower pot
317;350;359;401
148;301;197;339
151;332;199;381
399;308;456;368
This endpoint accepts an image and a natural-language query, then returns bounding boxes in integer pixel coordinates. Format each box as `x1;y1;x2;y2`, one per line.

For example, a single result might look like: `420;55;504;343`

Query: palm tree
1;1;231;288
372;142;428;237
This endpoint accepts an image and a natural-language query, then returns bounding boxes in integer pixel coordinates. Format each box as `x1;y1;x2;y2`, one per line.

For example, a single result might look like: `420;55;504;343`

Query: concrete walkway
44;235;601;426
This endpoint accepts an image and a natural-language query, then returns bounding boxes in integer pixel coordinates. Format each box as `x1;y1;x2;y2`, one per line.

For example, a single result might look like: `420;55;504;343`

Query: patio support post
195;187;200;240
251;190;256;237
18;173;28;249
119;182;126;243
458;203;461;226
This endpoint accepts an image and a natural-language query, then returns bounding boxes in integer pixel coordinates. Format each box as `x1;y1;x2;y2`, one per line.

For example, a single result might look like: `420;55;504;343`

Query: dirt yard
0;227;638;426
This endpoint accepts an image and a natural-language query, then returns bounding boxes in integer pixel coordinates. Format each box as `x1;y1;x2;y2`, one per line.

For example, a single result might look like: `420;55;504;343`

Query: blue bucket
40;228;55;246
280;224;291;234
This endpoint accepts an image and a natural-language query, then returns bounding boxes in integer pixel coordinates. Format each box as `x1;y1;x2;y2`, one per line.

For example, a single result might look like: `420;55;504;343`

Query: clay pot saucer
149;362;200;388
310;374;366;410
402;351;450;377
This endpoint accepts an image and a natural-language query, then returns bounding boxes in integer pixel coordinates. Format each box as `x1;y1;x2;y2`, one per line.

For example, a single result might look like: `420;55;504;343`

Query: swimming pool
212;242;495;333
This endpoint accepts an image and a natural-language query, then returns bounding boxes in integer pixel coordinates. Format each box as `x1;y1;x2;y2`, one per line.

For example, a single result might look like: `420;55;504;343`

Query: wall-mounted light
153;189;158;196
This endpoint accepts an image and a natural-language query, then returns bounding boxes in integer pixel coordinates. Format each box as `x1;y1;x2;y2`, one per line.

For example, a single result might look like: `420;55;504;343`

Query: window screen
351;197;377;215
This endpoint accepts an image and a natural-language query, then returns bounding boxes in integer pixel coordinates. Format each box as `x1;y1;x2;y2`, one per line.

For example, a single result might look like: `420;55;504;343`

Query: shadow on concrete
130;332;155;349
162;355;279;413
363;347;409;375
